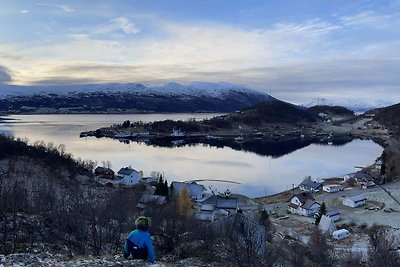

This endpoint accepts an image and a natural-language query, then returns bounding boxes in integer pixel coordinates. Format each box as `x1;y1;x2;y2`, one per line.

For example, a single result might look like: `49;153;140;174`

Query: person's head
135;216;151;231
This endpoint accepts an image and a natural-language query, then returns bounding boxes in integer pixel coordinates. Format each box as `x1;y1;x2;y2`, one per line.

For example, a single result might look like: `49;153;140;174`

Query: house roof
327;210;340;217
354;171;370;180
138;194;166;205
299;180;323;189
117;167;138;175
292;192;315;204
203;195;238;209
301;199;319;210
95;166;114;174
319;215;336;233
346;194;367;203
216;198;238;209
200;204;215;211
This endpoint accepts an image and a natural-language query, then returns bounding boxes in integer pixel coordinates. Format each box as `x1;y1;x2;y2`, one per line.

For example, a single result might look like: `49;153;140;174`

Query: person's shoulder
127;230;138;238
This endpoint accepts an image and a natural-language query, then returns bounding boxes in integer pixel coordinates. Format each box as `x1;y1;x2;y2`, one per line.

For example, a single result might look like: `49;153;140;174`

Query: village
92;145;400;261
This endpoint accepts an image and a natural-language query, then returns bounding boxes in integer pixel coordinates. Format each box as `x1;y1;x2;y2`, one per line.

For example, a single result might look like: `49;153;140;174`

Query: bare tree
308;228;337;267
367;225;400;267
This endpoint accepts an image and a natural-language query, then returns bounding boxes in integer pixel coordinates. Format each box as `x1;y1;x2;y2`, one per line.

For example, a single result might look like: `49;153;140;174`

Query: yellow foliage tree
178;187;192;218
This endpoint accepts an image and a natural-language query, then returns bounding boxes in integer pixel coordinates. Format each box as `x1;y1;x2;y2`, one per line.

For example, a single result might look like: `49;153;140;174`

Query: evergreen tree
169;183;174;198
163;180;168;196
315;202;327;225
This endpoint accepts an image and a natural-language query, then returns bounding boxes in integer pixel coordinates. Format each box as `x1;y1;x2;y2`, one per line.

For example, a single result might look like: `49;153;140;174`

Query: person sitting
123;216;155;263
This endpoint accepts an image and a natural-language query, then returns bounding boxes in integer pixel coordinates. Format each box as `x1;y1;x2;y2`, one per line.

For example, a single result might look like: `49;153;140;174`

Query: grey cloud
0;66;12;84
30;77;98;86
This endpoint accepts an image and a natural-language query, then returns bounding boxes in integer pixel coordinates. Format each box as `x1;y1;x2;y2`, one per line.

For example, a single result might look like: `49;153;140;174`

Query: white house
326;210;340;222
299;180;323;193
323;184;344;193
318;215;337;234
172;181;206;200
343;194;367;208
288;192;321;217
116;167;143;186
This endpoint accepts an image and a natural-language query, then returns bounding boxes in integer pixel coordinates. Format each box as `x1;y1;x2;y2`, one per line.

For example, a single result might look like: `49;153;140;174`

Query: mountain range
0;82;396;114
0;82;273;113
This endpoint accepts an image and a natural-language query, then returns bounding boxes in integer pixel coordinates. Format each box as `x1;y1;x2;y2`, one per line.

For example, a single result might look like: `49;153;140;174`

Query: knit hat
135;216;151;230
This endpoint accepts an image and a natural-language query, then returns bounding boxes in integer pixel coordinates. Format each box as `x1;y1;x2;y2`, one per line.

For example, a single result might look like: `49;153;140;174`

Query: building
116;167;143;186
94;166;115;179
353;171;371;182
318;215;337;234
202;195;239;211
288;192;321;216
136;193;167;209
171;181;206;200
360;180;375;189
299;180;323;193
323;184;344;193
343;194;367;208
326;210;340;222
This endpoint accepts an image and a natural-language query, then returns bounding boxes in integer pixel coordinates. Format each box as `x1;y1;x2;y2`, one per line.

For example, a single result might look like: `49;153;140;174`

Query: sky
0;0;399;103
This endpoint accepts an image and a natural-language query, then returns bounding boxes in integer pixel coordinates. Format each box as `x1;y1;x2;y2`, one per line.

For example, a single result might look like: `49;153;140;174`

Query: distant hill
307;105;354;116
374;103;400;136
0;82;272;114
304;97;395;113
227;100;316;126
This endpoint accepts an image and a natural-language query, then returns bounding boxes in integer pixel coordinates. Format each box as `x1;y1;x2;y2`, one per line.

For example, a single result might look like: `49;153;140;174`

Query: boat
136;132;151;138
115;133;134;139
171;129;185;137
234;135;244;142
161;129;187;141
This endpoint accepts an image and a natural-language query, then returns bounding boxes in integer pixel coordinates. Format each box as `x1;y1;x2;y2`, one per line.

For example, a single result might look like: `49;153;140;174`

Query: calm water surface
0;114;383;197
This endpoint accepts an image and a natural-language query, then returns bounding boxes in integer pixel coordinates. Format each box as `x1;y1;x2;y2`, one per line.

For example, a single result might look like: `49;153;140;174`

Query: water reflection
0;114;383;197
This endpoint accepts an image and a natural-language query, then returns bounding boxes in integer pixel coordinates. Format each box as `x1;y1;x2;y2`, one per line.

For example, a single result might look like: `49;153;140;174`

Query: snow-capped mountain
304;97;396;113
0;82;273;114
0;82;266;98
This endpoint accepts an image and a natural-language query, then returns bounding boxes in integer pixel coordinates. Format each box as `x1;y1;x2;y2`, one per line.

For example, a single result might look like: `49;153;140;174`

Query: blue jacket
124;230;155;263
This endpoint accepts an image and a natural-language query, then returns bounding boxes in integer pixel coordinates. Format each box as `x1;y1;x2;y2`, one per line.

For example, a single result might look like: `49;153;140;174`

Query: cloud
93;17;140;35
0;66;12;84
36;3;74;12
20;10;29;14
340;10;400;29
1;10;399;104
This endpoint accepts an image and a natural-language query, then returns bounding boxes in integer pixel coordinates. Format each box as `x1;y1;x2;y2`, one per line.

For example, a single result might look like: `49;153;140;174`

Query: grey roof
301;199;319;210
292;192;315;204
319;215;336;233
95;166;114;174
327;210;340;217
117;167;138;175
347;194;367;203
299;180;323;189
354;171;370;180
216;198;238;210
201;204;215;211
139;194;166;205
203;195;238;210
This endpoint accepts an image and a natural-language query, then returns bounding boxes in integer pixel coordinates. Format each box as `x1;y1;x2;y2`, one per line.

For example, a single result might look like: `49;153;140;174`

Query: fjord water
0;114;383;197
